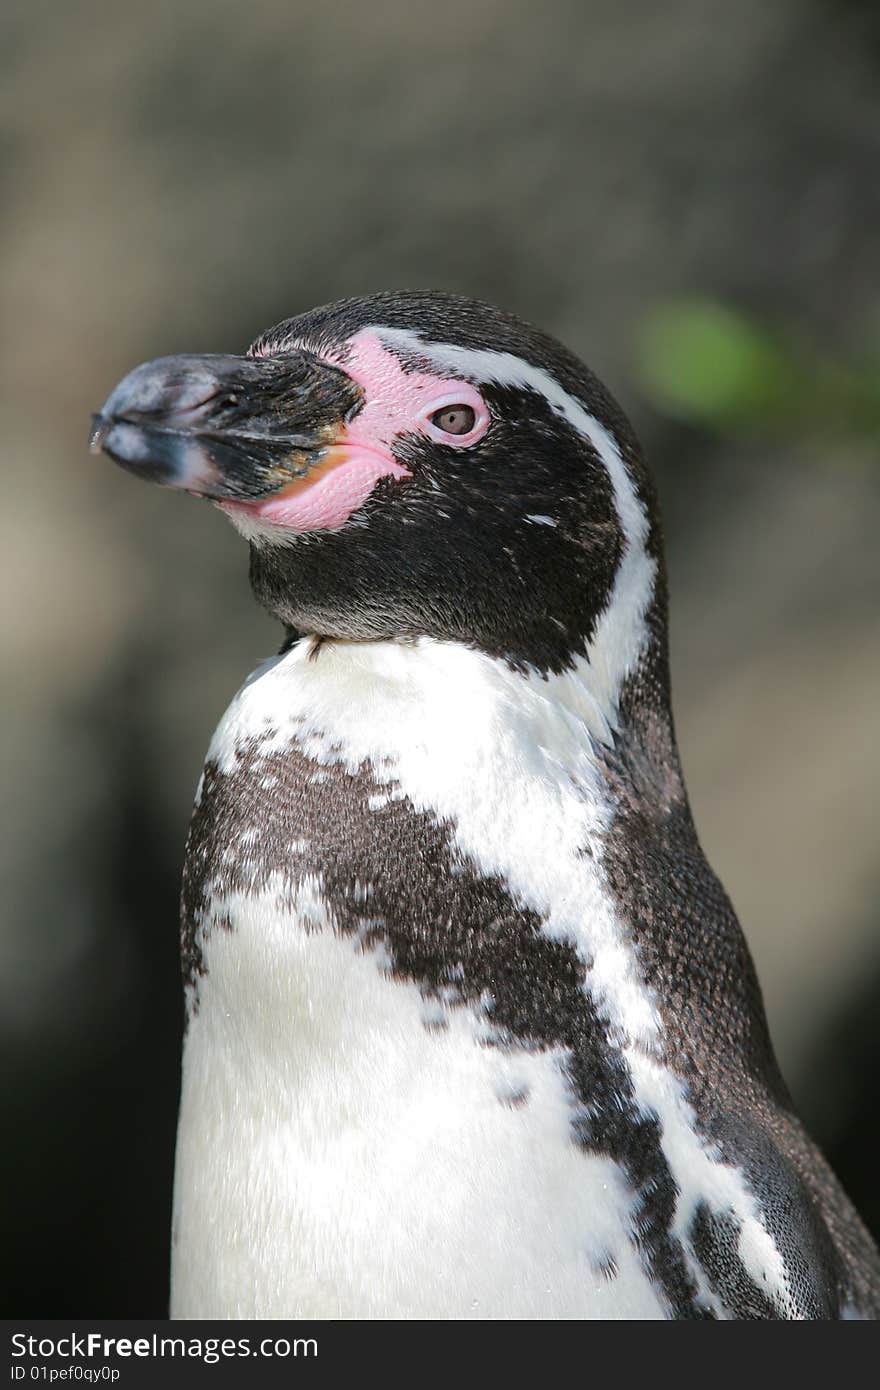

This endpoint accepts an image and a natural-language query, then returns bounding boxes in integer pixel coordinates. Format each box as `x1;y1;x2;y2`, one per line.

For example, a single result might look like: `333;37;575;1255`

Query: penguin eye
430;404;476;436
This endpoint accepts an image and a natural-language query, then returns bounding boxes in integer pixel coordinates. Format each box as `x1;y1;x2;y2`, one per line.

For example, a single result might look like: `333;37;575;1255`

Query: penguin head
92;291;663;678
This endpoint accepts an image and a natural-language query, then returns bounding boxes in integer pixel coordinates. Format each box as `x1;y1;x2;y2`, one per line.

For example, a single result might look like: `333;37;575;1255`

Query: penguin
91;291;880;1320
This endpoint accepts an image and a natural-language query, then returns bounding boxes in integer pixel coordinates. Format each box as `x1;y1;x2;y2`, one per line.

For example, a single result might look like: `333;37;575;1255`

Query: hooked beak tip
89;414;111;456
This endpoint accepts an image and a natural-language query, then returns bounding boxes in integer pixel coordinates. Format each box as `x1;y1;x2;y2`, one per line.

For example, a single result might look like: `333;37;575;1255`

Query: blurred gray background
2;0;878;1314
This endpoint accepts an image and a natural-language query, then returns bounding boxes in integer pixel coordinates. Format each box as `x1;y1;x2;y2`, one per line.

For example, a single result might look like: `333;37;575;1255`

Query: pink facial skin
223;330;489;533
234;444;412;533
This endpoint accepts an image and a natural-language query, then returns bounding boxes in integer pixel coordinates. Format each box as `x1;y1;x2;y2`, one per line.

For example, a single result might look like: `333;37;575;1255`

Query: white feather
172;874;664;1319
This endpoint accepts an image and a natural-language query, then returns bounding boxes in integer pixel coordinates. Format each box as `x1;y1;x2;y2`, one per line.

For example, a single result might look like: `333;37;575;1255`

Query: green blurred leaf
636;299;880;443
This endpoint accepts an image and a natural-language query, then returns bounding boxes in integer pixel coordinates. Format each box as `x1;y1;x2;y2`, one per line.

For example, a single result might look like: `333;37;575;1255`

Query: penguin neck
271;568;683;828
220;618;685;897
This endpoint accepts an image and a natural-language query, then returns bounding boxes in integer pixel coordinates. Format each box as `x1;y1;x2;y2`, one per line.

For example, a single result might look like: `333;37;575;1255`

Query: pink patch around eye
333;330;490;451
226;329;488;534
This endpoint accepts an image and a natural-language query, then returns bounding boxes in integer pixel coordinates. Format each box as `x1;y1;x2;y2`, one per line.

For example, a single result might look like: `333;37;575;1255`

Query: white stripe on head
374;326;657;727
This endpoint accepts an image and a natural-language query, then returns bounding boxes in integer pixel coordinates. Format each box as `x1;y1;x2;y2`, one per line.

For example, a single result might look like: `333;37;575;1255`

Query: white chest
171;879;664;1318
170;638;788;1319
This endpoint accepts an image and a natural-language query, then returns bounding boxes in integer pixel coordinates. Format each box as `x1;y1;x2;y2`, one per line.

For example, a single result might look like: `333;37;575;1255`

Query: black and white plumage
92;291;880;1319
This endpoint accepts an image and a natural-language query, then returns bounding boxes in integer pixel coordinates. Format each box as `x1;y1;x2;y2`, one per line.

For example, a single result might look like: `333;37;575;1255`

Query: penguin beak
89;351;364;502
